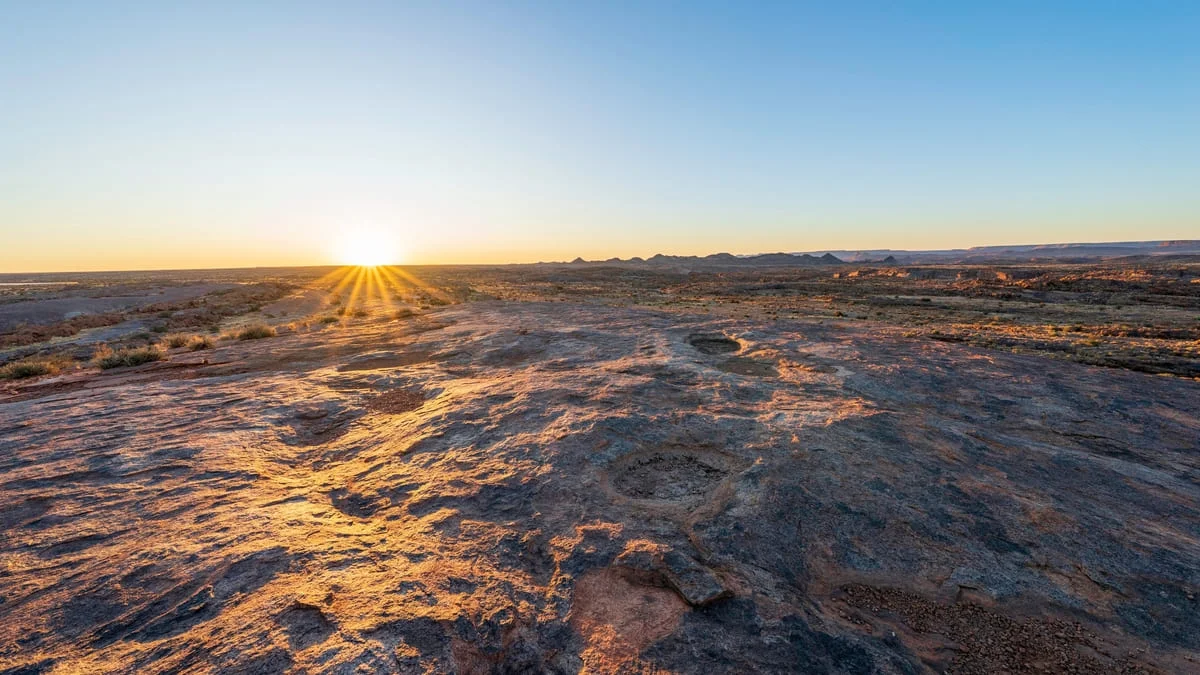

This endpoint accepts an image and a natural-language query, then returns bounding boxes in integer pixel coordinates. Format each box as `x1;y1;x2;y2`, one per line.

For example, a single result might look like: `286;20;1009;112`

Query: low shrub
163;334;192;349
0;357;68;380
94;345;164;369
188;335;215;351
236;324;276;340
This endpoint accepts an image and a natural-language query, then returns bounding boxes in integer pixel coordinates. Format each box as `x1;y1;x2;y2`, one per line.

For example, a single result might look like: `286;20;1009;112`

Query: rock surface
1;302;1198;673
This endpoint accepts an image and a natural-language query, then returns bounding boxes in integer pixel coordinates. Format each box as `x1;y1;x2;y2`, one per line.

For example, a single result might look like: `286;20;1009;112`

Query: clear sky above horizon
1;1;1198;272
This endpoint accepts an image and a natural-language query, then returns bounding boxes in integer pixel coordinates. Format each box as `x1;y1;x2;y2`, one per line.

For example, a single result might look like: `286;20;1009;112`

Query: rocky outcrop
0;302;1197;673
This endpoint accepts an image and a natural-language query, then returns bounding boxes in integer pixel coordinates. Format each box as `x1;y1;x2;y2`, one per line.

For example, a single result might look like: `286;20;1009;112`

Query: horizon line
2;238;1198;276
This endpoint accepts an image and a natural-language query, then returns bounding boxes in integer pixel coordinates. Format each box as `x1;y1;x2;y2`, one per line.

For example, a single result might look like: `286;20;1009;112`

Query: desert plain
1;255;1198;673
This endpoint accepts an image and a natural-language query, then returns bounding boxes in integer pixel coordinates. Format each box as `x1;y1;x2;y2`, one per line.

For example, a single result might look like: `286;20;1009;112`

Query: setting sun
334;227;399;267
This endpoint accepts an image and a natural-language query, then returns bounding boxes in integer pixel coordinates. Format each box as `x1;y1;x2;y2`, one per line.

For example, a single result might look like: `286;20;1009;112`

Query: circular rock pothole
368;390;425;414
686;334;741;355
610;449;732;503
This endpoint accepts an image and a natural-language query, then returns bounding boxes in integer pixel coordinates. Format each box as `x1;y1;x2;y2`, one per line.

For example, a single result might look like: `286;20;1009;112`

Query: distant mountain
546;240;1200;269
795;240;1200;264
558;251;844;268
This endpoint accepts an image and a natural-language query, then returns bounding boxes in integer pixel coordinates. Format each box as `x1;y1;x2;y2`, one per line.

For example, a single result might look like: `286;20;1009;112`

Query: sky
1;1;1198;272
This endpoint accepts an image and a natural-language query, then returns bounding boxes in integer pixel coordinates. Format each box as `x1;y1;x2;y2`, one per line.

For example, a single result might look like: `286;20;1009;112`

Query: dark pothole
610;450;731;503
687;334;741;355
368;390;426;414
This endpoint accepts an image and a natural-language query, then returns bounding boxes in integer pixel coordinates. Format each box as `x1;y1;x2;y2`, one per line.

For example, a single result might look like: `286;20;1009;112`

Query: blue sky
1;1;1197;270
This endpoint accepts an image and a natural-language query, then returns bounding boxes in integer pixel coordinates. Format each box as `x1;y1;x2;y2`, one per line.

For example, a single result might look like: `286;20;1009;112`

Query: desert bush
319;316;338;324
188;335;215;350
94;345;164;369
163;333;192;349
393;308;415;319
0;357;68;380
236;324;276;340
351;308;369;318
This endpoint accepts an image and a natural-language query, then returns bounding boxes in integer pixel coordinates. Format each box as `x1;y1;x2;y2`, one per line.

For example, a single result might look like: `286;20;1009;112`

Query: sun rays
312;264;450;322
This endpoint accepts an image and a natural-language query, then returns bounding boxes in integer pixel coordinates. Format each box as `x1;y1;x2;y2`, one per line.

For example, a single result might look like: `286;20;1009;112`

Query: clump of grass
94;345;164;370
393;308;415;320
319;316;339;324
163;333;192;349
236;324;276;340
0;356;69;380
351;308;370;318
188;335;215;351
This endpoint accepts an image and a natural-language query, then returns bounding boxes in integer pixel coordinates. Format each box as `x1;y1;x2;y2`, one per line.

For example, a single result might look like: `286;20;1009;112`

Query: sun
335;227;399;267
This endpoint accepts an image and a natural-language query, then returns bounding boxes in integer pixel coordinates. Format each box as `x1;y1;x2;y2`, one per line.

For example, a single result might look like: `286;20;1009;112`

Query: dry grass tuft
236;324;277;340
94;345;165;370
188;335;215;351
163;333;192;349
0;356;71;380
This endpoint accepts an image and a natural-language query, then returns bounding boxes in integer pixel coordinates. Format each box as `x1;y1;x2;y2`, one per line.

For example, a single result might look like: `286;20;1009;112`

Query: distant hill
553;251;845;269
795;240;1200;264
548;240;1200;269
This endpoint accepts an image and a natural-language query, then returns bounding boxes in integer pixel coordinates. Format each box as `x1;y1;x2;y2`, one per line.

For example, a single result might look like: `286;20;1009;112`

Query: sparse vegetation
0;356;70;380
236;324;277;340
94;345;165;369
163;333;192;349
0;282;293;350
188;335;215;350
319;316;339;324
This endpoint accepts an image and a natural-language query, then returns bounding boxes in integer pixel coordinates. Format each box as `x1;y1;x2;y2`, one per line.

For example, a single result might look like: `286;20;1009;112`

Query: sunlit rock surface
1;302;1197;673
